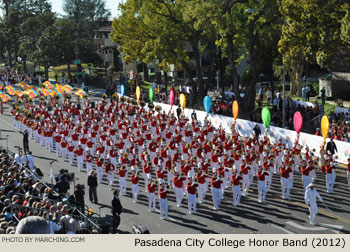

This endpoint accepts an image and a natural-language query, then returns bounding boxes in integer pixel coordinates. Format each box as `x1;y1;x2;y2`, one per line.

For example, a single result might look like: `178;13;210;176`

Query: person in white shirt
304;183;323;225
14;151;23;167
24;152;35;172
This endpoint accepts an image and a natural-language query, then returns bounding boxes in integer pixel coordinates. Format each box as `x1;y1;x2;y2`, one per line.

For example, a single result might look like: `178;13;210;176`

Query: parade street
1;94;349;234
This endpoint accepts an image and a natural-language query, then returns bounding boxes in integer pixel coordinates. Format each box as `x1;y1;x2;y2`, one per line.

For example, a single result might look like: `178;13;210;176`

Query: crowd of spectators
315;111;350;142
0;149;99;234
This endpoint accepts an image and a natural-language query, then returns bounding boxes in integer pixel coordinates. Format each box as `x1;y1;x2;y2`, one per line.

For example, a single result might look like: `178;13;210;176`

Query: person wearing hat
85;150;93;176
280;163;292;200
325;161;336;193
105;159;115;190
173;173;186;207
301;160;311;193
117;165;128;196
304;183;323;225
74;145;84;172
186;177;198;214
147;179;158;212
231;169;242;206
158;184;170;220
211;174;223;210
130;171;140;202
257;166;269;203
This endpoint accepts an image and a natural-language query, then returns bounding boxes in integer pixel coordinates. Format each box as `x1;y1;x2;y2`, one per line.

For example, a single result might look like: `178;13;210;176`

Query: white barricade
336;107;350;115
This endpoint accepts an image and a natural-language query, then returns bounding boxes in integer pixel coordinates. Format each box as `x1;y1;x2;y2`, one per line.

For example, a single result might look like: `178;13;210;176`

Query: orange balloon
321;115;329;141
232;101;239;120
136;86;141;101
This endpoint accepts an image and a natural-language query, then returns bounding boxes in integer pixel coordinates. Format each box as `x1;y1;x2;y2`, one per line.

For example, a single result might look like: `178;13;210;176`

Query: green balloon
261;107;271;129
149;88;154;103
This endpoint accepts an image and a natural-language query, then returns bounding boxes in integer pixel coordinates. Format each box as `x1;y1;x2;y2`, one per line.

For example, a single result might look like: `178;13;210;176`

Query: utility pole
282;55;286;128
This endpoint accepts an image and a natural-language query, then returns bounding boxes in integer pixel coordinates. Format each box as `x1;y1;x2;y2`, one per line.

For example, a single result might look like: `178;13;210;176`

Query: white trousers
132;184;139;202
187;193;197;213
211;187;222;209
119;177;127;195
233;185;241;206
258;181;266;202
148;192;156;211
198;183;206;202
68;152;74;165
174;187;183;206
160;198;168;219
77;156;84;171
281;177;291;199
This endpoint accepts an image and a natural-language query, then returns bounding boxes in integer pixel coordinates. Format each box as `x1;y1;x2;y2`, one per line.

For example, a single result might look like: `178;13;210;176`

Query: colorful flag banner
43;81;53;89
5;85;16;95
62;84;73;93
56;84;64;94
74;89;87;99
40;89;51;97
15;91;24;97
19;81;29;89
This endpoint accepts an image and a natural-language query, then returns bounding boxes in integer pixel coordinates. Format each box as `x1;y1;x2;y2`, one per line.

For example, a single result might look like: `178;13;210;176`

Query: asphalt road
1;89;350;234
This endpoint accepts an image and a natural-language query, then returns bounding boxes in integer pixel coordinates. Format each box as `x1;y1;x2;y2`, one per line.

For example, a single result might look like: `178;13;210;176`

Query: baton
321;200;333;213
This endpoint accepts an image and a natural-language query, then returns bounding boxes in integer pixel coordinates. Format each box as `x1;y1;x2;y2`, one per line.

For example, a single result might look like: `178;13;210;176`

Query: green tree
279;0;349;95
112;0;216;105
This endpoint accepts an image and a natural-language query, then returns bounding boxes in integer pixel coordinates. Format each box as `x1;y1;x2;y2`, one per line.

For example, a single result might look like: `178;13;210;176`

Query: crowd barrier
116;93;350;164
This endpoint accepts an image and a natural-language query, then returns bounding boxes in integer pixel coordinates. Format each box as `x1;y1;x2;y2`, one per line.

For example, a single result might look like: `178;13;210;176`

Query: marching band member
131;171;140;202
159;184;170;220
118;165;128;196
231;169;242;207
147;179;158;212
105;159;115;190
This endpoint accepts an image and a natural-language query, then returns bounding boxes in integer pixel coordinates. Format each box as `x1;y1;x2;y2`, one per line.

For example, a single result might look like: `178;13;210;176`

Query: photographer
54;176;70;195
74;184;85;213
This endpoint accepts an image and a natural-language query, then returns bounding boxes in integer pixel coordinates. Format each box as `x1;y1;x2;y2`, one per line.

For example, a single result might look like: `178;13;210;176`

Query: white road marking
317;223;344;234
268;223;295;234
286;221;343;233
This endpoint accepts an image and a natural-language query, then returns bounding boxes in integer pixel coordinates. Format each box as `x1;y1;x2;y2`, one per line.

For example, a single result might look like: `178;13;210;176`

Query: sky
50;0;122;19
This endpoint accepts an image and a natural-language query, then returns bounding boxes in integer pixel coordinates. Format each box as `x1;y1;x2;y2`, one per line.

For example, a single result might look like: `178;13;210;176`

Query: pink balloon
169;89;175;106
293;111;303;134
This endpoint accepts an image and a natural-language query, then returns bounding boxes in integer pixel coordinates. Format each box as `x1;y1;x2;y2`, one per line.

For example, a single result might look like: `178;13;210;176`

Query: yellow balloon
179;94;186;110
232;101;239;120
321;115;329;141
136;86;141;101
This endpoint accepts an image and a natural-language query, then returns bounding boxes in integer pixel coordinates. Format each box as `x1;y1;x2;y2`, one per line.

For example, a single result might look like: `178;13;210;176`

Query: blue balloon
120;85;125;96
203;96;212;114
